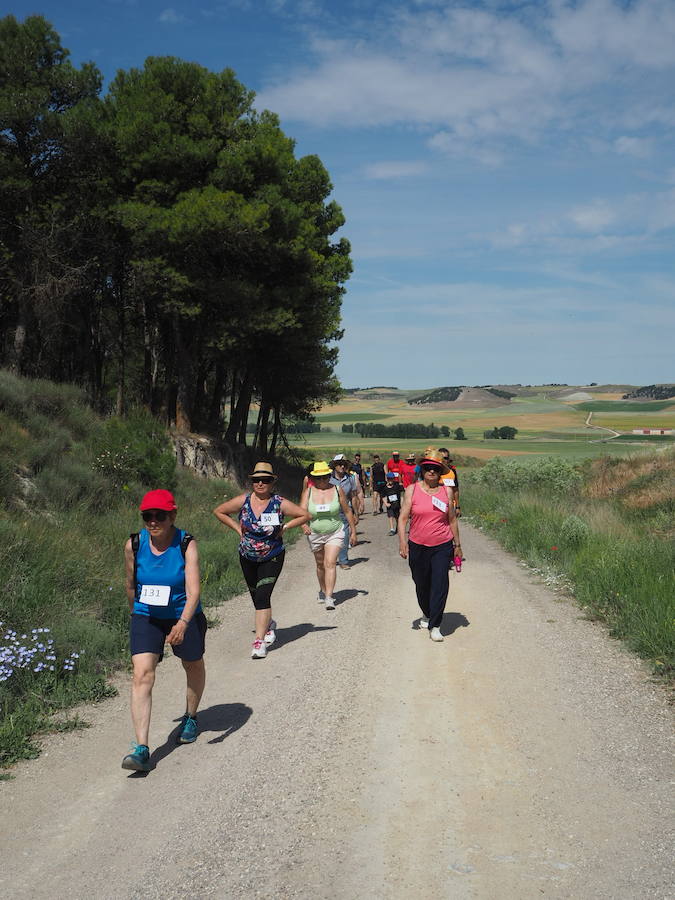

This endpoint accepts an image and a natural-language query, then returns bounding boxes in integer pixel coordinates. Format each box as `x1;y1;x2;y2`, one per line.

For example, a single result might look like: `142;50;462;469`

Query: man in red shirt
386;450;402;482
399;452;418;488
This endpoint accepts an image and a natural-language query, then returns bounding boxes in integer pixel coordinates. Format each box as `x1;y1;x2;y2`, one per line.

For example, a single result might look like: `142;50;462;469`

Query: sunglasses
314;474;330;479
421;465;442;474
251;476;274;484
142;510;168;522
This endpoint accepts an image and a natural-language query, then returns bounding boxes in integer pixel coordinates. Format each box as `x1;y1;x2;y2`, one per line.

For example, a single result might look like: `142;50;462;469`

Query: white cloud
614;136;653;159
569;200;617;233
256;1;675;165
158;8;185;24
363;160;428;179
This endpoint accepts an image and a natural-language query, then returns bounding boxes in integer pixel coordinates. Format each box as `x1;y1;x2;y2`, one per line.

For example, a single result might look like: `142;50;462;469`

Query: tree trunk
270;405;281;456
257;398;271;456
206;363;226;434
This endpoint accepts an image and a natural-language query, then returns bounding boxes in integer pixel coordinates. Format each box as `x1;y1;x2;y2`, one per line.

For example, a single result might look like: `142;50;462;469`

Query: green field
296;385;675;462
575;400;675;412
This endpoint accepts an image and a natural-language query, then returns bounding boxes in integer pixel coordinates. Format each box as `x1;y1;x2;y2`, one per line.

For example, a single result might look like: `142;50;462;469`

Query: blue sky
11;0;675;388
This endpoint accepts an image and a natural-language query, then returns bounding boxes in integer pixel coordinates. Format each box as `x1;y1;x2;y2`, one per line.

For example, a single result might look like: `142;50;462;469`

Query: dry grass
584;450;675;514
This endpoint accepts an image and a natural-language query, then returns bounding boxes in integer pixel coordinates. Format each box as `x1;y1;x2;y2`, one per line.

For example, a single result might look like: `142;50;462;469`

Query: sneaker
251;638;267;659
419;617;429;629
177;714;198;744
264;620;277;645
339;563;350;570
389;528;396;535
325;596;336;610
318;591;326;604
429;627;444;642
121;743;151;772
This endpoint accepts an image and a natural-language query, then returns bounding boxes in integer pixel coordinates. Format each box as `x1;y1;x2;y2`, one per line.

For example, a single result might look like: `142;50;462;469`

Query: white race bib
441;477;455;487
140;584;171;607
260;512;281;527
388;494;399;502
431;495;448;513
314;503;330;513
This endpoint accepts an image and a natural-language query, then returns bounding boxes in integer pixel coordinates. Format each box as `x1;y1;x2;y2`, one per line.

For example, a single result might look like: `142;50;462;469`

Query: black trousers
239;550;285;610
407;539;454;629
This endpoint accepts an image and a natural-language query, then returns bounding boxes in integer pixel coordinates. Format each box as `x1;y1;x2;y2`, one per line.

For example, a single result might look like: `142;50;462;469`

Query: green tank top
308;486;342;534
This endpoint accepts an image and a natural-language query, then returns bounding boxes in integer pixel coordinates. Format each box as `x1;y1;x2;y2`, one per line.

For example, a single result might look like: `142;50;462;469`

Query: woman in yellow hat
213;462;310;658
397;450;462;642
300;461;357;610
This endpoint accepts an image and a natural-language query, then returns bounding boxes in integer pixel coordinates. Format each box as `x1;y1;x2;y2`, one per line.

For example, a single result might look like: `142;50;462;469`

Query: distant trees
483;426;518;440
454;427;466;440
0;15;351;448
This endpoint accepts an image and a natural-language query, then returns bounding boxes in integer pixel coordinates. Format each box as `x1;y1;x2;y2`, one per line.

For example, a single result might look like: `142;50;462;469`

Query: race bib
140;584;170;607
441;477;455;487
260;512;280;527
388;494;399;502
431;495;448;513
314;503;330;513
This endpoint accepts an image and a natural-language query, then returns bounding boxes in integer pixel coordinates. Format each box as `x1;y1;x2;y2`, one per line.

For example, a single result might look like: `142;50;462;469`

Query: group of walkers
121;448;462;772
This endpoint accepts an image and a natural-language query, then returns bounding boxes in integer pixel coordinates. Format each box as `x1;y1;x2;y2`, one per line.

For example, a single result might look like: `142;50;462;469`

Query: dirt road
1;515;672;899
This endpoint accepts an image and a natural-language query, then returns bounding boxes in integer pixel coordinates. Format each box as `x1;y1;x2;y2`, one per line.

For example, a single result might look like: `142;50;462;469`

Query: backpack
130;530;193;592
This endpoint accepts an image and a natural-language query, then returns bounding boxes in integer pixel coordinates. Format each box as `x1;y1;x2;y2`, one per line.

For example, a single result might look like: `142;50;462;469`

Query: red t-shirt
398;461;418;488
386;458;402;480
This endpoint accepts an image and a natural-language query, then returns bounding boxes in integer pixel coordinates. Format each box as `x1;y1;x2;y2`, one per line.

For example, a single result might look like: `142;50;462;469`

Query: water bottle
454;555;462;573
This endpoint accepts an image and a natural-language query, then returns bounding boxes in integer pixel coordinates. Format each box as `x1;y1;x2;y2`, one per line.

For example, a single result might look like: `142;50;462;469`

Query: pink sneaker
264;620;277;646
251;638;267;659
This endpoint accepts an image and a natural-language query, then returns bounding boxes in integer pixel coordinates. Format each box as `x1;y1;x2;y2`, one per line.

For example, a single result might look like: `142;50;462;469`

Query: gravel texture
1;514;672;899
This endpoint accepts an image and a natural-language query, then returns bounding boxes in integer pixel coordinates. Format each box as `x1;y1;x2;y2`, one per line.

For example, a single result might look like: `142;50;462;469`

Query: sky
10;0;675;388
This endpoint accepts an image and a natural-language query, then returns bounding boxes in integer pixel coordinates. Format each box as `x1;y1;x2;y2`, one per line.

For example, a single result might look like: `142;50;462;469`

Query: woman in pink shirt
397;450;462;642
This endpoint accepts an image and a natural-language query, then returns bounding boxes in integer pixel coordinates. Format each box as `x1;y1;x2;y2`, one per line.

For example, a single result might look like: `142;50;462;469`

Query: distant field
610;434;675;443
575;400;675;412
298;386;675;462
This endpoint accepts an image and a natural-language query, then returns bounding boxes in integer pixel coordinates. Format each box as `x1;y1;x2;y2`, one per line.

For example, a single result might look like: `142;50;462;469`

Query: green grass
610;434;675;443
463;463;675;679
575;400;675;412
315;412;394;422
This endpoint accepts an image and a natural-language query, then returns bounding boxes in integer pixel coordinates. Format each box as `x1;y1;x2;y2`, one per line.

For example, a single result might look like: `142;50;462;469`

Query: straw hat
249;461;276;479
310;461;332;477
419;449;449;473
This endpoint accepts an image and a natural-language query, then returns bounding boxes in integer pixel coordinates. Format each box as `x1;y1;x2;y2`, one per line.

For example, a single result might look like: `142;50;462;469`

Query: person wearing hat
122;489;206;772
397;450;462;642
399;452;419;489
300;461;357;609
330;454;358;568
213;462;310;659
383;472;404;535
386;450;402;483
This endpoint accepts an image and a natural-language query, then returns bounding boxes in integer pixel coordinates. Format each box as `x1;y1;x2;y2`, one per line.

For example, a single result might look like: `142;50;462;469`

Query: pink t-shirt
408;483;454;547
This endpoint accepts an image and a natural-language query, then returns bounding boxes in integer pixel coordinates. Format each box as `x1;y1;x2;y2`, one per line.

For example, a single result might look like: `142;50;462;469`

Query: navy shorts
130;612;207;662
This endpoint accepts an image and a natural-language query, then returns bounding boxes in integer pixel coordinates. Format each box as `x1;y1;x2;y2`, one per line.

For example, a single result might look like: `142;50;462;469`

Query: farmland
290;386;675;461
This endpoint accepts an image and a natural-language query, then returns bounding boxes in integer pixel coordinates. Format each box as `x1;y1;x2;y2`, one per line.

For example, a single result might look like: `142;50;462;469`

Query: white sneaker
325;596;336;610
318;591;325;604
251;638;267;658
419;617;429;629
264;620;277;645
429;627;444;642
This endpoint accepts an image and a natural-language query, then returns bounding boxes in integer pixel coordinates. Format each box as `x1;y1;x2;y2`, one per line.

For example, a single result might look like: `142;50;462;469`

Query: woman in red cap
397;451;462;642
213;462;310;659
122;489;206;772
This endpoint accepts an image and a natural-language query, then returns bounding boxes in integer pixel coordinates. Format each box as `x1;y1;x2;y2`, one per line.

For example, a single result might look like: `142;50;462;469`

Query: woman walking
122;489;206;772
300;461;357;610
213;462;309;658
397;450;462;642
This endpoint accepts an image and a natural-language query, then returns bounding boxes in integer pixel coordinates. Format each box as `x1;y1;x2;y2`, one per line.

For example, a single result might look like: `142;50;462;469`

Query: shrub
472;456;581;495
560;514;590;547
91;410;177;490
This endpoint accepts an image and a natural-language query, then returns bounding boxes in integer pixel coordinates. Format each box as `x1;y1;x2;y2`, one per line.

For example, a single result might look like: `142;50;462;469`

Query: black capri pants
239;550;285;610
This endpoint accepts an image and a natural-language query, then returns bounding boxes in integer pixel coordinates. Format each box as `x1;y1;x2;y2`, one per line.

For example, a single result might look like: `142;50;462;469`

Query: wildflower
551;546;558;551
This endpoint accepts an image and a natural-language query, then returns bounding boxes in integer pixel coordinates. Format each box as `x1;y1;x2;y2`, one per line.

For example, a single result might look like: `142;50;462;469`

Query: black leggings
408;539;453;629
239;551;285;610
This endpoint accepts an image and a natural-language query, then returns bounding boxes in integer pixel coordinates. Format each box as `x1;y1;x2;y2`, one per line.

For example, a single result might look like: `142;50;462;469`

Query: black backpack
130;530;194;591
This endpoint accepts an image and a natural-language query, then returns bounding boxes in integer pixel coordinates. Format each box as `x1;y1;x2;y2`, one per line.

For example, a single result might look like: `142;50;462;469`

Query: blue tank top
133;528;200;619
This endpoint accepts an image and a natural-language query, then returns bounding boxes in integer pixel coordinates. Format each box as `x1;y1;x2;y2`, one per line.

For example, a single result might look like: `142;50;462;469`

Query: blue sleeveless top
133;528;201;619
239;494;284;561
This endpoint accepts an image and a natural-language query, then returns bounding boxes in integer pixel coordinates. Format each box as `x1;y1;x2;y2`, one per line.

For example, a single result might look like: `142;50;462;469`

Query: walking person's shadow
333;588;369;607
129;703;253;775
412;612;470;632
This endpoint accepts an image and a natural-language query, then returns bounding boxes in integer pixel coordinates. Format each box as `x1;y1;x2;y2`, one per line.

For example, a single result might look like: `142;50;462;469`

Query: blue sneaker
177;714;198;744
121;743;151;771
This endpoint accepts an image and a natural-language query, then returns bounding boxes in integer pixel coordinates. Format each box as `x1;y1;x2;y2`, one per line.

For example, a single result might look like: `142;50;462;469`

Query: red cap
139;489;177;511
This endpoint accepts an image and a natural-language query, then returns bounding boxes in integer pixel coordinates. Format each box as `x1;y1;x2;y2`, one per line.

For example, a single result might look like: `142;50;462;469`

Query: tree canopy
0;16;351;450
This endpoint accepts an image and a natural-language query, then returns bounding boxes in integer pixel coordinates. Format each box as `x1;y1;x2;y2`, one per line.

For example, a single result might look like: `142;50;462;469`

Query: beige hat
419;449;449;473
249;461;276;479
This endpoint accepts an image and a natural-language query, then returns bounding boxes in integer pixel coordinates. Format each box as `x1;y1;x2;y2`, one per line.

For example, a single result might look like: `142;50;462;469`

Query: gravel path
1;514;672;899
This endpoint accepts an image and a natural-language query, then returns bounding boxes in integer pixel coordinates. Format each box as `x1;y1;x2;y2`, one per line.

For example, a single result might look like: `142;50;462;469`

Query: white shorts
307;525;345;553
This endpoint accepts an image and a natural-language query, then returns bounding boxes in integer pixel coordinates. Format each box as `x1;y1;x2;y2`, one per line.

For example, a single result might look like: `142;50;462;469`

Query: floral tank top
239;494;284;561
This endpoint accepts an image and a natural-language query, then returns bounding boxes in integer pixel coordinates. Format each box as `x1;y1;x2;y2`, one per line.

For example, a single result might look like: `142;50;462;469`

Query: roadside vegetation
463;452;675;680
0;373;248;770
